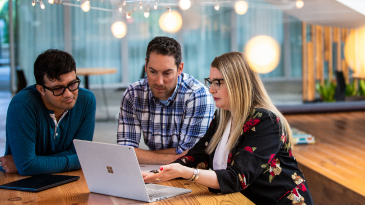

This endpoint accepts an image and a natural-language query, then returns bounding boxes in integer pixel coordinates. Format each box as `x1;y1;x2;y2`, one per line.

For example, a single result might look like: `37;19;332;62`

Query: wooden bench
285;111;365;205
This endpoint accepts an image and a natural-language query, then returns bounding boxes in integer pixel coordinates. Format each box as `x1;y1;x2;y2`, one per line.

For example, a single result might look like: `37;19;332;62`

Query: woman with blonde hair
143;52;313;204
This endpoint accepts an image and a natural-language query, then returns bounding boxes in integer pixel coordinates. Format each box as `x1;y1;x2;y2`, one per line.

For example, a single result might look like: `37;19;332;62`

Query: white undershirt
213;118;232;170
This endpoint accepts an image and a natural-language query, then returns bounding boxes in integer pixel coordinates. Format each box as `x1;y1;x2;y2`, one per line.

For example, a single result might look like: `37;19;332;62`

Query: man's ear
145;58;148;73
177;62;184;76
36;84;45;96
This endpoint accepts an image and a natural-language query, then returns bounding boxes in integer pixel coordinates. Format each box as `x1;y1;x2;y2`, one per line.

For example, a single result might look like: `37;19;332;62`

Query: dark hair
34;49;76;85
146;36;182;68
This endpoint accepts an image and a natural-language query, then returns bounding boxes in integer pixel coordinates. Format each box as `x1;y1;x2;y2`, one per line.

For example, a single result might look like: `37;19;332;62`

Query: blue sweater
1;85;96;175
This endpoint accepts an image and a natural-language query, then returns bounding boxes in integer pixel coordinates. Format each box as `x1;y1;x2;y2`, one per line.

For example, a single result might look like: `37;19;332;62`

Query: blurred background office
2;2;365;204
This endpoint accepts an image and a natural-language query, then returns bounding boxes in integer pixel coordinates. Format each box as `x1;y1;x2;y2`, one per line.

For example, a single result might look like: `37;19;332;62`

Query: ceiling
263;0;365;28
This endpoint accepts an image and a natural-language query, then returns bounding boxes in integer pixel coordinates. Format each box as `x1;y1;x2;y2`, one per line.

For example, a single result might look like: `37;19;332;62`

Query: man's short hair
146;36;182;68
34;49;76;85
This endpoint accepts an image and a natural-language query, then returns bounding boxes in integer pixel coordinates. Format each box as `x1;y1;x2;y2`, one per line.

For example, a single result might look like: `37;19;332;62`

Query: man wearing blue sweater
0;49;96;175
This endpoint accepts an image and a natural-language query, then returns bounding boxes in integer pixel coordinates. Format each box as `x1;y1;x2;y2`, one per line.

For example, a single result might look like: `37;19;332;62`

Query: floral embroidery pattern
243;109;262;133
244;118;260;133
244;146;257;153
287;187;306;205
227;153;233;164
179;156;194;164
238;173;248;190
196;161;208;169
262;154;282;183
292;173;305;189
285;173;308;204
281;133;287;144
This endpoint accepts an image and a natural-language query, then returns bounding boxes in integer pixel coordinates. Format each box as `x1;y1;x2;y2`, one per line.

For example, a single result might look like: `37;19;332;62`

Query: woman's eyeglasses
43;77;81;96
204;78;224;90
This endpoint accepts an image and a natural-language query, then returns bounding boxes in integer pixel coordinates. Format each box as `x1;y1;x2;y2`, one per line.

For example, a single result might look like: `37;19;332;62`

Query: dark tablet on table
0;174;80;192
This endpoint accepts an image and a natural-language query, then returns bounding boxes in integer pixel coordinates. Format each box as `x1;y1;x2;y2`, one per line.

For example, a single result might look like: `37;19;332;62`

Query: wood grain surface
0;170;254;205
286;111;365;205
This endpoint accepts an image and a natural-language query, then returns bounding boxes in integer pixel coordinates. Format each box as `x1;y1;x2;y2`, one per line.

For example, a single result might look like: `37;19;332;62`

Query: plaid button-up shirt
117;73;214;154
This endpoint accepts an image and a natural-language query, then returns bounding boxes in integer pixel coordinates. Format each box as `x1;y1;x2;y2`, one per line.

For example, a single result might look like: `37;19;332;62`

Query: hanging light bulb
179;0;191;10
159;10;182;33
144;11;150;18
111;21;127;38
48;0;54;4
32;0;36;6
140;2;143;9
154;1;157;9
126;12;132;19
214;2;219;10
144;6;150;18
244;35;280;74
81;1;90;12
40;1;45;9
123;0;126;6
234;1;248;15
119;6;122;12
296;0;304;9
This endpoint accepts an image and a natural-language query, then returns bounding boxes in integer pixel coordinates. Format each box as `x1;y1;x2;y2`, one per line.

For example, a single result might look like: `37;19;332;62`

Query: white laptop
73;139;192;202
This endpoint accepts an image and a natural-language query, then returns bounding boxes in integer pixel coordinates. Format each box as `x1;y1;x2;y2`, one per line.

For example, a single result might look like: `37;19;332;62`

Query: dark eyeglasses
43;77;81;96
204;78;224;90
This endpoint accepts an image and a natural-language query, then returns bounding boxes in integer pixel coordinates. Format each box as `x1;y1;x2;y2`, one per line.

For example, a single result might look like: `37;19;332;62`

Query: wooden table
352;73;365;81
0;170;254;205
286;111;365;205
76;68;117;89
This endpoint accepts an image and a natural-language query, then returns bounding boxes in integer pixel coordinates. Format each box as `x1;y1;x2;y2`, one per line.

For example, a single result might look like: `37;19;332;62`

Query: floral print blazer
175;108;313;205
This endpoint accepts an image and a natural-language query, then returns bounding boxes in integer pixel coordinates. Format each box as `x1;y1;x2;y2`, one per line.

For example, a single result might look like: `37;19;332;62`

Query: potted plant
315;80;336;102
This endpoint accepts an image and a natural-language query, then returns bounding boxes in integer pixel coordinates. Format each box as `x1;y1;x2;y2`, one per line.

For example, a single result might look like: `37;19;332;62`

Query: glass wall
15;0;303;86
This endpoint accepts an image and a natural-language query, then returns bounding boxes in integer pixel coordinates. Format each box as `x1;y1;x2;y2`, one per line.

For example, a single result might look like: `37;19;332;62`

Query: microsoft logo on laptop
106;166;114;174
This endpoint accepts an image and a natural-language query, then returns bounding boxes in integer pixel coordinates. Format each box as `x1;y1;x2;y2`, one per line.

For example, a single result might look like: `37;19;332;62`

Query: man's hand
135;148;189;164
0;155;18;174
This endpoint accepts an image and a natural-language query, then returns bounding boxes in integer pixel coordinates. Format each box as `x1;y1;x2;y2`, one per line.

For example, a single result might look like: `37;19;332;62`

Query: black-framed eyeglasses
204;78;224;90
43;77;81;96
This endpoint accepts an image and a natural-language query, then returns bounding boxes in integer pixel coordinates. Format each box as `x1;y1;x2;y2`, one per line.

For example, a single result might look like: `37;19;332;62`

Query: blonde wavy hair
206;52;293;154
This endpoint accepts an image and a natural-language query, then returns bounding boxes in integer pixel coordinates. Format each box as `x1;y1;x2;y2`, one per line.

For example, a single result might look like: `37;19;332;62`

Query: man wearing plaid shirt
117;37;214;164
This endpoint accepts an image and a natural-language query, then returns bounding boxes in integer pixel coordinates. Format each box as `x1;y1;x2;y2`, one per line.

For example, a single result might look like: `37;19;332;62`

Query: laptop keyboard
147;189;168;198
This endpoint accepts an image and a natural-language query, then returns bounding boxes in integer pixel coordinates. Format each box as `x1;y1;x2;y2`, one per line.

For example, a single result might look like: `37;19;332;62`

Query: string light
32;0;36;6
154;1;157;9
111;21;127;38
245;35;280;74
123;0;126;6
48;0;54;4
126;12;132;19
140;2;143;9
40;1;45;9
81;1;90;12
179;0;191;10
234;1;248;15
214;2;219;10
119;6;122;12
296;0;304;9
159;9;182;33
144;5;150;18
